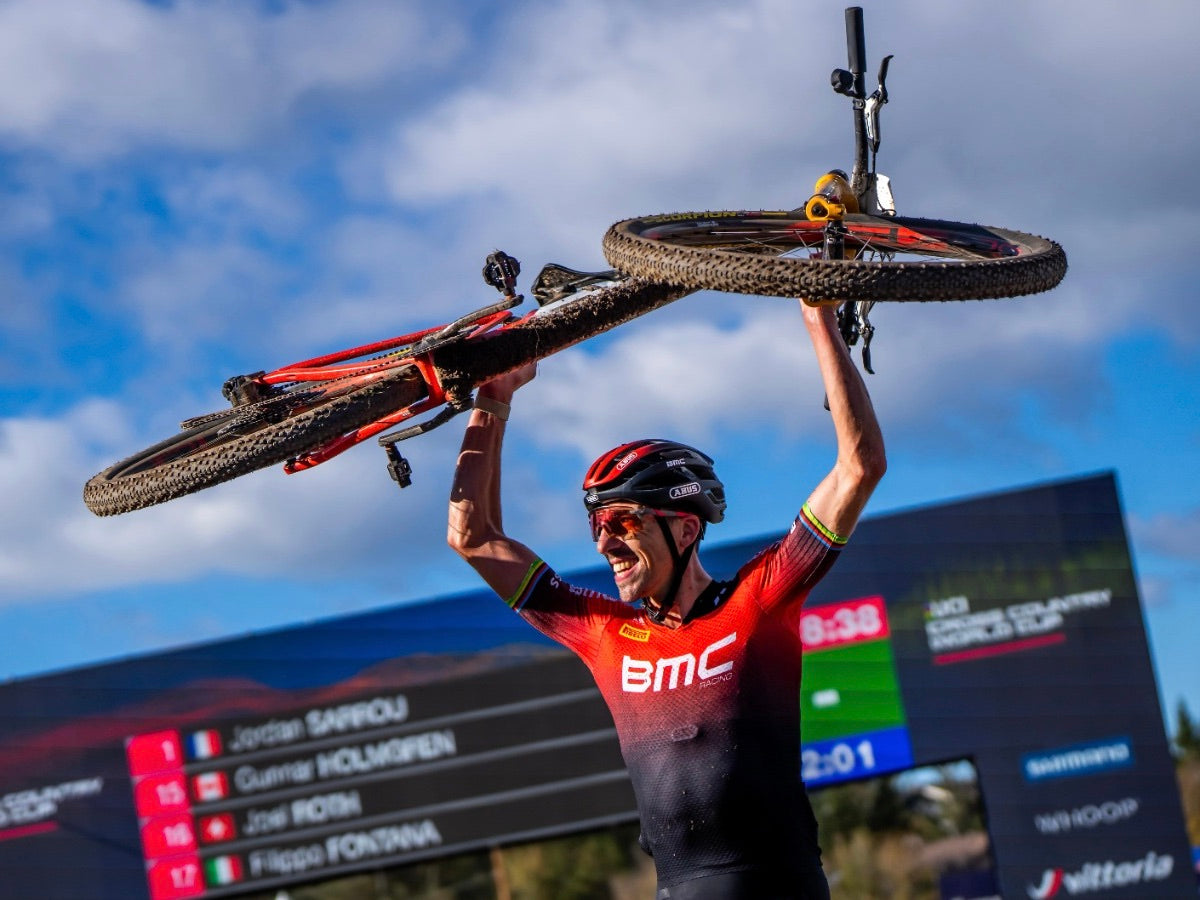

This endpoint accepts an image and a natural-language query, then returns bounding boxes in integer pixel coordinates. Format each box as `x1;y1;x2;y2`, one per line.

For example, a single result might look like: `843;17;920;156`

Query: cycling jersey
506;504;844;896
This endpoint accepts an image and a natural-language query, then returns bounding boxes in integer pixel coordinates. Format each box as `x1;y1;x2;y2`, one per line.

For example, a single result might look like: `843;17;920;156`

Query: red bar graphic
933;631;1066;665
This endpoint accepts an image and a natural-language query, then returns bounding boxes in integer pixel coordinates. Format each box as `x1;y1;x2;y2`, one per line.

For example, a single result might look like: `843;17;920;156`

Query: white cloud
525;298;823;457
1131;507;1200;563
0;0;460;159
0;393;597;604
0;400;457;602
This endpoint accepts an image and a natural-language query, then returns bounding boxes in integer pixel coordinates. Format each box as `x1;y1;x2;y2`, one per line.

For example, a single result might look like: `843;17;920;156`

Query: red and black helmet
582;439;726;524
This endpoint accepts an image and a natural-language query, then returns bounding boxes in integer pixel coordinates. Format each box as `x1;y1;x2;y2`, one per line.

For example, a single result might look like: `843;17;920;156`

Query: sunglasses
588;506;691;542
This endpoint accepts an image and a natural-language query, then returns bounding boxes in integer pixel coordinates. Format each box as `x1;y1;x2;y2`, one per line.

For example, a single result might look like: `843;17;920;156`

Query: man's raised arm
447;364;539;600
801;302;886;540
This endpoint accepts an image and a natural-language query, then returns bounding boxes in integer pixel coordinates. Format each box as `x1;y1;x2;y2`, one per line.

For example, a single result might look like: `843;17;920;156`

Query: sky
0;0;1197;736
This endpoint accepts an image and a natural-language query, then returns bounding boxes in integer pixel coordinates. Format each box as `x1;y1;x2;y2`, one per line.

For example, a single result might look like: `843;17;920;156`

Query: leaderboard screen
123;656;629;898
0;473;1194;898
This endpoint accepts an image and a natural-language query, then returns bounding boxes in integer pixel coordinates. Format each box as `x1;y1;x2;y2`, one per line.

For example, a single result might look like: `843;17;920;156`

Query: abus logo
613;452;639;472
622;632;736;693
1026;850;1174;898
669;482;701;500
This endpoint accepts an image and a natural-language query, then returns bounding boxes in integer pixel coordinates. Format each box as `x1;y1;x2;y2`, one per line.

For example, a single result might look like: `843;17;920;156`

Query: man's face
590;503;693;604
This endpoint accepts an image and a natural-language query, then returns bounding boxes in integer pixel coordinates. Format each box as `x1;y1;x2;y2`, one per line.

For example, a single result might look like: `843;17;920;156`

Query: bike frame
221;5;891;478
265;307;521;472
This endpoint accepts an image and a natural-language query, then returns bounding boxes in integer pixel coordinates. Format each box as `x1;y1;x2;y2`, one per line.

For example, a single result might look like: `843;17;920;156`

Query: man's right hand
479;361;537;404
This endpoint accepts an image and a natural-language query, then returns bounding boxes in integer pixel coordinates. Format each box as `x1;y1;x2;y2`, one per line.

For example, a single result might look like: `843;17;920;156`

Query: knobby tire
602;212;1067;302
83;369;426;516
84;279;690;516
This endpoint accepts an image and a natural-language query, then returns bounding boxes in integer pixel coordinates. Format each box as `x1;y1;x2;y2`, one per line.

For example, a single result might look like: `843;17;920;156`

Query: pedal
482;251;521;297
384;443;413;489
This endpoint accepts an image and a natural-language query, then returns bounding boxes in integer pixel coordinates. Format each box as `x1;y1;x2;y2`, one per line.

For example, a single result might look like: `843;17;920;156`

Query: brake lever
836;300;876;375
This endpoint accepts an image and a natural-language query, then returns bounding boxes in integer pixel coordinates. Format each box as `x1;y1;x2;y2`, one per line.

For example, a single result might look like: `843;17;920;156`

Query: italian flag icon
204;854;243;886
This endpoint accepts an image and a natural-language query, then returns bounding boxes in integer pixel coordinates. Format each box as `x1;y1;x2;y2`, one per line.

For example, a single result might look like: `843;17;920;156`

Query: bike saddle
531;263;620;305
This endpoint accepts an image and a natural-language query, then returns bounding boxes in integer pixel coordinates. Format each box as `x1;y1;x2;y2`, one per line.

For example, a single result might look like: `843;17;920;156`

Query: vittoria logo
1026;851;1174;897
619;623;651;642
668;483;700;500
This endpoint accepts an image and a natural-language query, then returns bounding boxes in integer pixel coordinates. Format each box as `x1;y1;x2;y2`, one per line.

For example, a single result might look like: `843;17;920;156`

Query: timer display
800;595;888;650
801;727;913;788
800;596;913;785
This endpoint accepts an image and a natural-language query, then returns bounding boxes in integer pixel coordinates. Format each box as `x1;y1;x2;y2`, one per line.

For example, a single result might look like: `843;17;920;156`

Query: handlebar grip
845;6;866;98
845;7;865;74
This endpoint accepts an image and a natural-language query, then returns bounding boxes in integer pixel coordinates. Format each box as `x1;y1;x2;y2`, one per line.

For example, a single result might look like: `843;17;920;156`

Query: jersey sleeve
503;559;620;667
741;502;848;614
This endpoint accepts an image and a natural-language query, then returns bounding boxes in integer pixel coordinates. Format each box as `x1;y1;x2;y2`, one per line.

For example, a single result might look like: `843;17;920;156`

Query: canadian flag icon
199;812;237;844
192;771;229;803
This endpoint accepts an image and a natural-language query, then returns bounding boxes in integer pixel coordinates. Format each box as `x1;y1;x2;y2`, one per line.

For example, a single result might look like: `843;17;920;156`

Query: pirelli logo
619;623;651;642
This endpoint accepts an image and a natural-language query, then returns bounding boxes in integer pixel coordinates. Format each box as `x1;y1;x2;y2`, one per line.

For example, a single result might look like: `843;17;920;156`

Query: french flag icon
188;729;222;760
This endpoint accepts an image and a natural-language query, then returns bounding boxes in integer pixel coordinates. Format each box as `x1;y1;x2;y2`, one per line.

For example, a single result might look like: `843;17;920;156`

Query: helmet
582;439;726;524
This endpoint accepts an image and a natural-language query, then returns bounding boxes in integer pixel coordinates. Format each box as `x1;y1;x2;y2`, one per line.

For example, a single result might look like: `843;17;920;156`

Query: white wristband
473;396;510;421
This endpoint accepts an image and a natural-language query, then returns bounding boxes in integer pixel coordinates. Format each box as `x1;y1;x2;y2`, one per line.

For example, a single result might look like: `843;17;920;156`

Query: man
447;301;885;899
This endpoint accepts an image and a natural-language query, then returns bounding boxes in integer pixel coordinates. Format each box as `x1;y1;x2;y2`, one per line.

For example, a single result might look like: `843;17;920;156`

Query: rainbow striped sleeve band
505;559;549;611
800;501;849;547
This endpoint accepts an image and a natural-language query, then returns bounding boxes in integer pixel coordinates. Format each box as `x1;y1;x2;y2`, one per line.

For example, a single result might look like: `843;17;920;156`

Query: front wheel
602;211;1066;302
83;367;426;516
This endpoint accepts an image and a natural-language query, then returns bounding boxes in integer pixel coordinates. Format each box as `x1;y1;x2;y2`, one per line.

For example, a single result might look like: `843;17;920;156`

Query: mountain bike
83;7;1067;517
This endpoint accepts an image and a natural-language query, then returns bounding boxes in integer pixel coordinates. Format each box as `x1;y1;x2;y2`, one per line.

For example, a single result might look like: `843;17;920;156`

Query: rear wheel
83;368;426;516
602;211;1067;302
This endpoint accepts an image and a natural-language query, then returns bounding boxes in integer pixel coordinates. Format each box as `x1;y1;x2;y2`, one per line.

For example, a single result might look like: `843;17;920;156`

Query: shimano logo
668;482;701;500
1022;736;1133;782
1026;850;1173;897
622;632;737;693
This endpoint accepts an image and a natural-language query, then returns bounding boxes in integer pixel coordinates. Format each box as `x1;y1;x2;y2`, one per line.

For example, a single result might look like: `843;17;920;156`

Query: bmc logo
622;632;737;693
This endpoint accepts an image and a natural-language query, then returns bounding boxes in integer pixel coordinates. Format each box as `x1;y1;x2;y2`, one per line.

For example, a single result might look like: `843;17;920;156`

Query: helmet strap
643;516;698;625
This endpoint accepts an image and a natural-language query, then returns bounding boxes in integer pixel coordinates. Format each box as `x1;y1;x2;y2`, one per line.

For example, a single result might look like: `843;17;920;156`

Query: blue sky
1;0;1197;736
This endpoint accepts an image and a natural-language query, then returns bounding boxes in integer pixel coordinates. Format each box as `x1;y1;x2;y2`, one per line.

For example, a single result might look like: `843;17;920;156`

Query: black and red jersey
505;505;844;893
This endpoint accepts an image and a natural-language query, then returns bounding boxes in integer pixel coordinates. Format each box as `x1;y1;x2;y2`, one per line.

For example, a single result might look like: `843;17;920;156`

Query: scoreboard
121;658;630;898
0;473;1194;898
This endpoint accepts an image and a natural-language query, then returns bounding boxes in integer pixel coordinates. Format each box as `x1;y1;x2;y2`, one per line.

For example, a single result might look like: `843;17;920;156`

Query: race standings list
125;657;633;899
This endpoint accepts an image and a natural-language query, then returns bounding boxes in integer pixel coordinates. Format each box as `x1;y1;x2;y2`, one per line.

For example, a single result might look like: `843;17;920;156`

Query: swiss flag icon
198;813;237;844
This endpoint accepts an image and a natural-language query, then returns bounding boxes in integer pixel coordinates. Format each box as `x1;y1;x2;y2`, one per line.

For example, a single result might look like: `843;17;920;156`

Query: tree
1173;699;1200;760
